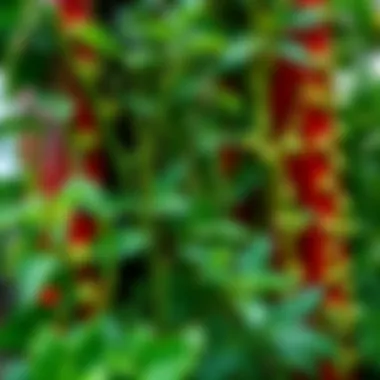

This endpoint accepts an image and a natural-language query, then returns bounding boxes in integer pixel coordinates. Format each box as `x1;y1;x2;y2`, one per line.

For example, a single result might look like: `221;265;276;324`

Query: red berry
69;212;97;244
57;0;92;24
220;147;240;177
38;286;61;309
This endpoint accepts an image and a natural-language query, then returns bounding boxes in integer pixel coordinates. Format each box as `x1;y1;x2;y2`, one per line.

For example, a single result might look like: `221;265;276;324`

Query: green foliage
1;0;377;378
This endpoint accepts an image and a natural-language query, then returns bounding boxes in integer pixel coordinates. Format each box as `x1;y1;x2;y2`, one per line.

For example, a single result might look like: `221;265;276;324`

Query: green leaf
219;36;262;72
238;234;272;273
272;324;333;372
68;319;109;376
0;309;41;351
3;360;29;380
0;196;45;231
0;116;37;137
70;22;121;58
190;219;250;244
80;365;108;380
277;288;323;321
59;177;108;218
138;327;205;380
152;192;191;219
95;229;151;265
286;7;328;29
107;323;153;377
17;256;59;306
238;301;268;330
28;326;70;380
36;92;74;124
277;41;309;66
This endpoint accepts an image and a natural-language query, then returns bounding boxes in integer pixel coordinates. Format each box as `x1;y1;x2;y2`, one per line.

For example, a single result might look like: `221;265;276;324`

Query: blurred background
0;0;380;379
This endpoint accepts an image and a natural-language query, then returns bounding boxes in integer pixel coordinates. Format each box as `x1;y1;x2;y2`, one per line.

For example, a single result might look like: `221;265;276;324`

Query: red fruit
271;60;302;134
69;211;97;244
38;128;70;196
75;93;97;132
83;150;106;183
220;147;241;177
57;0;92;24
38;286;61;309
